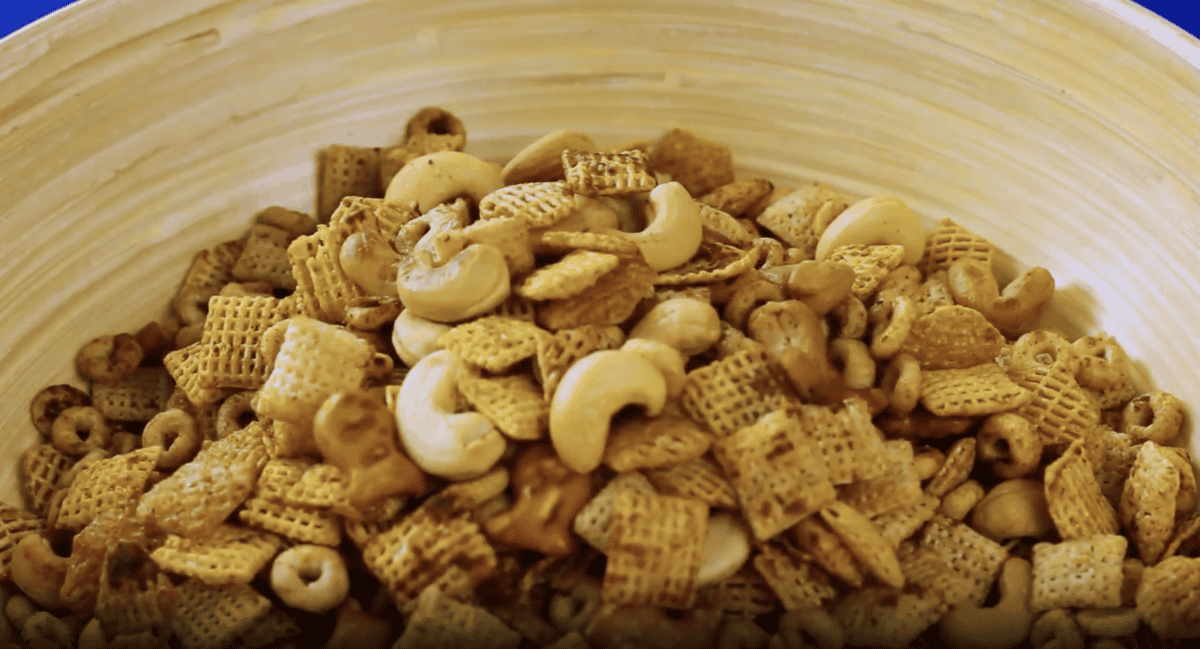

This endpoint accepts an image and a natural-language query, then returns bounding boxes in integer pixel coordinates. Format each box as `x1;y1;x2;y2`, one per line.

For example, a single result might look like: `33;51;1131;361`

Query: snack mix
5;106;1198;649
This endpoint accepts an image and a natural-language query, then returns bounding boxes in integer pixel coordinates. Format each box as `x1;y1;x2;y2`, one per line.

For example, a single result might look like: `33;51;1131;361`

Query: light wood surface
0;0;1197;503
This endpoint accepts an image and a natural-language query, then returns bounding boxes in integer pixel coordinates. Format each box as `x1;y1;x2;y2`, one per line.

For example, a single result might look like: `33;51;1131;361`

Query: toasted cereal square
21;444;72;516
439;316;549;374
919;514;1010;605
826;244;906;301
173;579;272;649
233;607;301;649
680;348;799;438
835;586;944;649
150;525;282;586
1044;438;1120;540
252;316;373;426
649;128;735;196
654;240;761;286
795;400;889;486
317;144;385;221
94;543;180;638
1011;362;1101;451
837;439;924;517
1031;535;1127;611
698;179;774;219
919;363;1032;417
602;490;708;608
254;457;315;502
563;149;657;197
923;218;995;275
1093;426;1137;504
898;305;1006;371
232;224;296;290
531;230;642;258
535;256;657;331
518;250;622;301
820;501;904;589
237;498;341;546
791;515;865;588
535;324;624;399
700;566;780;618
713;411;835;541
644;456;738;510
573;472;657;552
1136;555;1200;638
173;242;244;325
899;546;976;611
754;184;850;257
91;366;173;422
1119;441;1180;565
287;223;369;323
479;181;577;227
0;506;44;581
282;462;352;510
395;587;522;649
194;295;289;390
603;414;713;473
458;373;549;441
57;446;162;531
698;203;757;247
872;494;941;548
163;343;227;407
752;542;837;610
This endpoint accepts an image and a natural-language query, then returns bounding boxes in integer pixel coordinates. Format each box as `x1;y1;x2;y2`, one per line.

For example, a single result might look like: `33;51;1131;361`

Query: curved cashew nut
394;350;507;480
828;339;876;390
815;195;925;265
29;385;90;436
502;129;597;185
948;259;1055;333
629;298;722;357
619;339;687;400
977;412;1044;479
937;557;1034;649
1121;391;1184;445
717;618;770;649
384;151;504;213
912;446;945;481
769;607;845;649
724;278;787;331
50;406;112;456
618;182;703;271
75;333;143;384
786;261;856;316
940;479;986;520
395;243;511;323
9;534;69;610
1074;607;1140;638
142;409;201;470
697;512;752;588
880;353;921;415
391;309;452;367
1030;609;1085;649
869;294;917;359
341;231;401;298
549;350;667;474
270;545;350;614
969;478;1054;542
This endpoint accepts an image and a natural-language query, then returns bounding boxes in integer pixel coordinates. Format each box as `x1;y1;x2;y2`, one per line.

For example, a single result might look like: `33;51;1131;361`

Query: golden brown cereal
317;144;385;222
238;497;342;546
534;324;625;399
755;184;850;257
173;579;273;649
834;585;944;649
287;223;370;323
1043;438;1120;540
1135;555;1200;638
141;409;201;470
162;343;230;407
918;363;1032;417
791;515;865;588
601;491;708;608
924;436;977;499
819;501;905;589
563;149;657;197
837;439;924;517
897;305;1007;370
922;218;995;275
531;229;641;258
536;255;657;330
76;333;144;385
150;525;282;586
897;547;977;614
190;295;289;390
698;205;756;248
28;384;91;436
871;494;941;548
826;243;906;301
572;472;657;552
517;250;622;300
438;316;548;373
1119;441;1180;565
752;542;837;610
698;179;775;218
50;405;111;456
1010;358;1102;452
479;181;578;227
21;444;75;514
644;456;739;510
232;224;297;290
712;411;836;541
649;128;735;196
1074;332;1137;409
796;399;889;486
1031;535;1127;611
484;443;592;557
395;586;522;649
1122;391;1185;445
173;241;244;325
679;348;798;438
603;414;713;473
59;509;145;616
0;506;44;582
458;373;549;441
658;240;761;287
94;542;180;639
56;446;162;531
90;367;172;423
918;514;1010;605
233;607;302;649
329;196;421;242
1163;446;1198;514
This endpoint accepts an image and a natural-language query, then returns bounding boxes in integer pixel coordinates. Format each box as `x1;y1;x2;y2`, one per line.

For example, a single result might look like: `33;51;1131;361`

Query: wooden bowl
0;0;1197;503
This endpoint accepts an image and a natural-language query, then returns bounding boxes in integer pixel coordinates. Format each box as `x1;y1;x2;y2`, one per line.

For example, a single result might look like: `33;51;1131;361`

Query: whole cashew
814;195;925;265
947;259;1055;333
977;413;1043;479
390;308;451;367
616;181;703;271
394;243;511;323
940;479;985;520
1030;609;1085;649
384;151;504;213
394;350;507;480
769;607;845;649
970;479;1054;542
270;544;350;614
880;353;921;415
340;231;401;298
1073;607;1140;638
549;350;668;473
502;129;597;185
9;534;69;610
628;297;722;356
786;261;856;316
619;339;687;400
869;294;917;359
696;512;752;588
938;557;1034;649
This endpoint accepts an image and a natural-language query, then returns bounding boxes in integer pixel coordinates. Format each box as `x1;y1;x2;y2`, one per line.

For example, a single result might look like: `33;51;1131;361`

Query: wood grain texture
0;0;1197;503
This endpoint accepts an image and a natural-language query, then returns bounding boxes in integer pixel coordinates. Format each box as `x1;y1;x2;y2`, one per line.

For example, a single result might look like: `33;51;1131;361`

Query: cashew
880;353;921;415
724;278;786;331
28;385;90;437
394;243;511;323
390;309;451;367
746;300;836;402
947;259;1055;333
5;594;35;632
9;534;69;610
970;478;1054;542
394;350;507;480
270;545;350;614
1030;609;1084;649
395;198;469;261
718;617;770;649
548;577;602;633
628;297;722;356
696;512;751;588
1074;607;1140;638
549;350;668;474
502;130;597;185
769;607;845;649
786;261;856;316
940;479;985;520
619;339;686;400
938;557;1034;649
829;294;868;340
912;446;945;481
340;231;401;298
384;151;504;213
49;406;111;456
828;339;876;390
814;195;925;265
1121;391;1185;445
141;409;200;470
869;294;917;359
534;195;622;234
616;182;703;271
977;412;1043;479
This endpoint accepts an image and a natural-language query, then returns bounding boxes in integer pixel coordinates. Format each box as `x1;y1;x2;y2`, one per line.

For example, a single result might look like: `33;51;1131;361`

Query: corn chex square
150;524;282;586
752;542;837;610
173;579;272;649
94;543;181;638
1010;361;1100;451
1044;438;1120;540
919;363;1032;417
287;222;369;324
57;446;162;531
919;514;1010;605
458;373;549;441
0;505;44;581
163;344;226;406
654;240;761;286
91;366;173;422
835;586;945;649
394;588;522;649
439;316;548;374
899;546;977;611
821;501;905;589
535;255;657;331
791;515;865;588
573;472;657;552
193;295;289;390
701;567;780;618
238;498;341;546
603;414;713;473
644;456;738;510
328;196;420;241
601;490;708;608
479;181;577;228
1031;534;1127;611
535;324;625;399
21;443;72;517
922;218;995;275
563;149;657;197
232;224;296;290
1135;555;1200;638
173;242;244;325
837;439;924;517
680;348;799;438
924;436;977;499
517;249;621;301
898;305;1007;371
713;411;835;541
871;495;941;548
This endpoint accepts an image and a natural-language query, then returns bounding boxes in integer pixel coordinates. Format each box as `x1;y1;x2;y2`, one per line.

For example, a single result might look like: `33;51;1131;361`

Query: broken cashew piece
938;557;1034;649
696;512;752;588
391;309;452;367
620;338;687;400
628;297;722;357
394;350;507;480
617;181;703;272
970;478;1054;542
395;243;511;323
384;151;504;213
9;535;69;610
341;231;401;298
815;195;925;265
549;350;668;474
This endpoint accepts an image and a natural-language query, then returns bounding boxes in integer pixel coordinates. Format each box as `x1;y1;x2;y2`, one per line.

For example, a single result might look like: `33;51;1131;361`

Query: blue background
0;1;1198;45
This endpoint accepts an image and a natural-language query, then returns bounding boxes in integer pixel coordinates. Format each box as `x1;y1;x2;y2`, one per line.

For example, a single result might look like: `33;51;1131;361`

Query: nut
1029;609;1084;649
880;353;921;415
502;130;597;185
1074;607;1140;638
786;260;855;316
937;557;1034;649
828;338;876;390
746;300;836;402
619;338;687;400
340;230;401;298
696;512;752;588
769;607;845;649
315;391;427;509
270;544;350;614
384;151;504;213
9;534;69;610
548;349;668;474
869;294;917;359
969;478;1054;542
940;479;986;520
814;195;925;265
615;182;703;272
390;308;452;368
976;412;1043;479
394;350;507;480
947;259;1055;333
394;242;511;323
628;297;722;356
